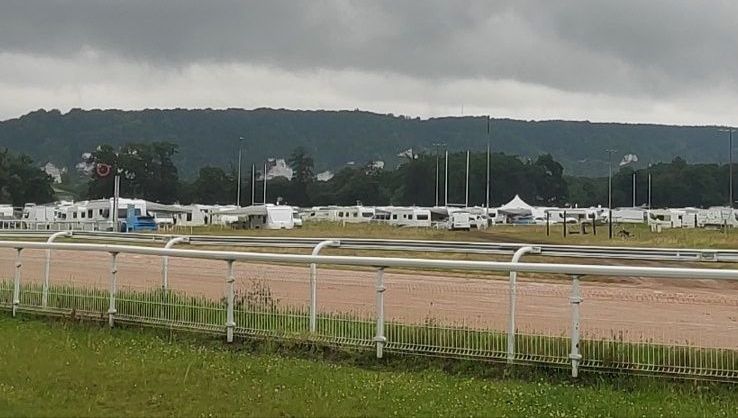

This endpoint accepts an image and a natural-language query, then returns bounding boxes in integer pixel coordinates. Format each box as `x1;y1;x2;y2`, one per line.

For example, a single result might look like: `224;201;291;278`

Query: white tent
498;195;534;216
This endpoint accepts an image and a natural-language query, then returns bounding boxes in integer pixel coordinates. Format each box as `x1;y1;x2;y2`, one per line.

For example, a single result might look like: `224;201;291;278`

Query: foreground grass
0;315;736;417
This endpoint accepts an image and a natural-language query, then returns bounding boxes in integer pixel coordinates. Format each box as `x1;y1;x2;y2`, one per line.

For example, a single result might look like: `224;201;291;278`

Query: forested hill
0;108;729;177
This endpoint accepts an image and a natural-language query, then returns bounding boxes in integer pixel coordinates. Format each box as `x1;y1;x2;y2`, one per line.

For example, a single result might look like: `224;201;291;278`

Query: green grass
0;315;736;417
3;280;738;381
169;221;738;250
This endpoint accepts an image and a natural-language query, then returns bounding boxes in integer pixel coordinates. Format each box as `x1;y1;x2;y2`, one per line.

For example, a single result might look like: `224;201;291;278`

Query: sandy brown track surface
2;249;737;348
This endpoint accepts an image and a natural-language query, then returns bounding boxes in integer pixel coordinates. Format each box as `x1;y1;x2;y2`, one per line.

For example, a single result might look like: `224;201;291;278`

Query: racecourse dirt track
2;248;737;348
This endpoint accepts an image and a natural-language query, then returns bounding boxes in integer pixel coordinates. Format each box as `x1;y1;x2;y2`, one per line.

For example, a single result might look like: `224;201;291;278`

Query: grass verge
0;314;736;417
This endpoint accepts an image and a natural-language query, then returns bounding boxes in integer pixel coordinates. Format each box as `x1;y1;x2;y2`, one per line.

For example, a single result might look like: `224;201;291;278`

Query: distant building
266;158;293;180
42;162;65;183
316;170;334;182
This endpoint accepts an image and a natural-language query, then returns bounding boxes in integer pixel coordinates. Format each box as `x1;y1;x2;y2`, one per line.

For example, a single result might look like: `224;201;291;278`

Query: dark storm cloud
2;0;737;99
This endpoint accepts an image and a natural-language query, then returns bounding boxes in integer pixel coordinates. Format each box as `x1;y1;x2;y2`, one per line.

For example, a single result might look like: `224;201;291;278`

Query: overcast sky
2;1;737;125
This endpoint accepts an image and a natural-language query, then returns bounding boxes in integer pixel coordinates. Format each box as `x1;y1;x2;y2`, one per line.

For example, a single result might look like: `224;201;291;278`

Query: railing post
108;252;118;328
507;246;540;364
569;274;583;378
12;248;22;317
42;231;72;309
225;260;235;343
161;236;189;291
309;240;340;333
374;267;386;359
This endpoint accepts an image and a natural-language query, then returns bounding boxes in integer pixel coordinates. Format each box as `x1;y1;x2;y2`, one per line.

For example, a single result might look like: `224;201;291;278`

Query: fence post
569;274;583;378
108;252;118;328
563;210;567;238
161;236;189;291
225;260;235;343
309;240;340;333
508;246;540;364
42;231;72;309
12;248;22;317
374;267;386;359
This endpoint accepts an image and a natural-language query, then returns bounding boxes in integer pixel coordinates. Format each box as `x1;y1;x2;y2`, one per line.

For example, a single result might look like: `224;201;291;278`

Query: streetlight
606;149;616;239
432;142;446;207
719;128;736;208
236;136;245;206
606;149;616;209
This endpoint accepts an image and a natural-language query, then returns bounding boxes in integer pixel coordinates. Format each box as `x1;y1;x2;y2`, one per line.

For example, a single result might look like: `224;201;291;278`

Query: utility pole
236;136;244;206
486;116;491;211
719;128;736;208
465;150;470;207
444;150;449;207
632;172;636;207
112;174;120;230
251;164;255;205
263;161;268;204
606;149;616;209
432;143;445;207
648;164;651;209
606;149;616;240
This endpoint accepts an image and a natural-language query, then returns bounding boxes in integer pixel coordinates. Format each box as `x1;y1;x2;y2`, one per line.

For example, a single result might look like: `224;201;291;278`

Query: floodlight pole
236;136;244;206
444;150;449;207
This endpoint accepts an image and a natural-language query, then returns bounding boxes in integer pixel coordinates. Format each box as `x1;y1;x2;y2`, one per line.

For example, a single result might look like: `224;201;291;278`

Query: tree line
3;142;737;209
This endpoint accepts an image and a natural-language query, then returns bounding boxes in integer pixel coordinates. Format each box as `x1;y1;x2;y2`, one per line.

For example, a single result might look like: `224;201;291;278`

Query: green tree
0;149;55;205
287;147;315;206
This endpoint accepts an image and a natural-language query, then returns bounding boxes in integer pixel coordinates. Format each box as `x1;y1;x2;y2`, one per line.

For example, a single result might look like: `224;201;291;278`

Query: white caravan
218;204;295;229
647;209;685;230
303;206;375;223
610;208;647;224
385;207;432;228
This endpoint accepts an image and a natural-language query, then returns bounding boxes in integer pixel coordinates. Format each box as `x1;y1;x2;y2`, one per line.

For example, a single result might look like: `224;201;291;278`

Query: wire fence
0;242;736;381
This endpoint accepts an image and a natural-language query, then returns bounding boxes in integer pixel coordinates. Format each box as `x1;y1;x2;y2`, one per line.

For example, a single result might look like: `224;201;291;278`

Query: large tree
86;142;180;203
0;149;55;206
287;147;315;206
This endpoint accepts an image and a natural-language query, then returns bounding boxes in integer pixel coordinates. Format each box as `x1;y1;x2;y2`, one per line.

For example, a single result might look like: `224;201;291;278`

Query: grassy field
164;222;738;249
0;315;736;417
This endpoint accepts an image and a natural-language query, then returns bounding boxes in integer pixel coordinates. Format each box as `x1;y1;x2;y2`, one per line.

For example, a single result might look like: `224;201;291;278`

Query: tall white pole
632;172;636;207
648;171;652;209
251;164;255;205
263;162;268;204
444;150;449;207
465;150;470;207
112;174;120;230
486;142;490;209
435;149;439;207
237;138;243;206
486;116;491;210
606;149;615;209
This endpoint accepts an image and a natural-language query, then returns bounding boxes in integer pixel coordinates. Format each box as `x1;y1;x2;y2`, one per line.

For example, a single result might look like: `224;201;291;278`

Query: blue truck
120;204;157;232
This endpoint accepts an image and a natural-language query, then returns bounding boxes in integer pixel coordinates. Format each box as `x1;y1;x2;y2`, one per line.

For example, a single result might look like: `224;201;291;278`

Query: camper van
386;207;432;228
222;204;295;229
304;206;375;223
647;209;684;230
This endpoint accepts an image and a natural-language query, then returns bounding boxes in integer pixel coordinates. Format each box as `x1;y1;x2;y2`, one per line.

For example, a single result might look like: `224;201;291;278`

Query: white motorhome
385;207;432;228
303;206;375;223
610;207;647;224
647;209;684;230
218;204;295;229
0;204;14;219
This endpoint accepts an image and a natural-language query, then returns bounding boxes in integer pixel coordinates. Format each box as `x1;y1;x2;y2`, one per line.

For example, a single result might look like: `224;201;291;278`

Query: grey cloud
1;1;737;100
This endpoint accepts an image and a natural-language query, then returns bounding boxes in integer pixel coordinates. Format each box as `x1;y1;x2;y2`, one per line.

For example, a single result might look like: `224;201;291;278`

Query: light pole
606;149;616;209
606;149;616;239
719;128;736;208
432;143;445;207
486;116;491;210
236;136;245;206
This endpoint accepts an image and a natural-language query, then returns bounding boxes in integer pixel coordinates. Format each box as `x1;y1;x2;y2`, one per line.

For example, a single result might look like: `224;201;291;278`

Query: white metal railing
0;239;736;380
3;230;738;263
